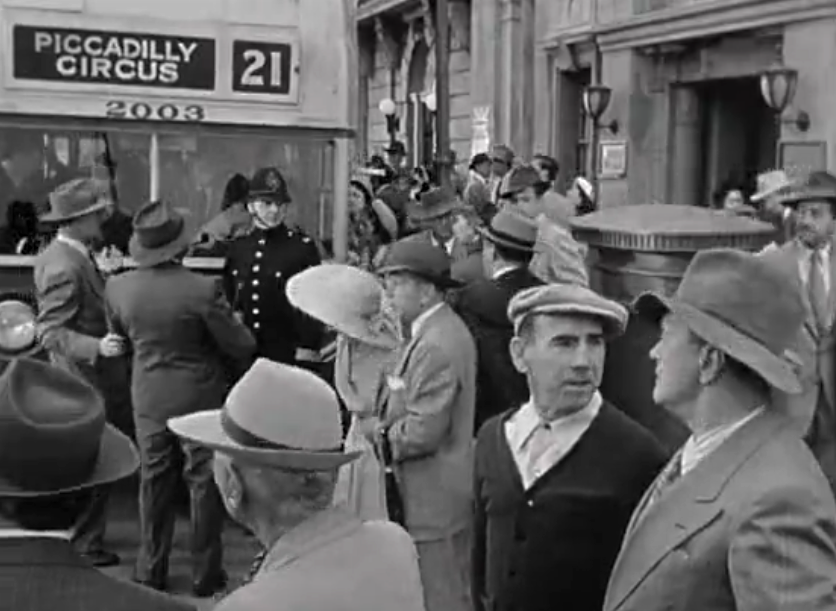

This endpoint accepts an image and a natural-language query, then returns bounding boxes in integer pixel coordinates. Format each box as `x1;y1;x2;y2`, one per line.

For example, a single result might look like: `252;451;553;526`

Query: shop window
0;122;335;257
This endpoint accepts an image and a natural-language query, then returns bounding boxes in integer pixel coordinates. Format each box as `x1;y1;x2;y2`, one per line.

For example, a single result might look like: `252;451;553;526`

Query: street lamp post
424;91;437;170
582;83;619;207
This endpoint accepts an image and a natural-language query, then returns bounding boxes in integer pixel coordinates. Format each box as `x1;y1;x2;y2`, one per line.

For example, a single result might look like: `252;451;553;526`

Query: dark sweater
472;401;669;611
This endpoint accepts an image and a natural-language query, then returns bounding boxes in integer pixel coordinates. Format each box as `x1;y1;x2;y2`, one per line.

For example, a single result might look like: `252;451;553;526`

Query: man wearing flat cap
604;248;836;611
765;170;836;494
374;239;477;611
33;177;127;567
472;283;667;611
106;200;256;595
0;358;193;611
454;208;543;432
168;359;425;611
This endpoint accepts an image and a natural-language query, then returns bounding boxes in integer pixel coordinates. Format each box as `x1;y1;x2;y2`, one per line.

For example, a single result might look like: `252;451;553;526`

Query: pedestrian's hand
99;333;125;357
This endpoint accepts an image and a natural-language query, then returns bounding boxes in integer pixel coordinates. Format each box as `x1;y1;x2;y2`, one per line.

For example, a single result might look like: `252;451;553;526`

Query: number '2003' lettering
105;101;205;122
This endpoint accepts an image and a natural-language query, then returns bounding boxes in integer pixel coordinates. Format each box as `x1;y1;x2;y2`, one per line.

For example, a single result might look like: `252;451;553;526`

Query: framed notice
778;141;827;174
12;25;216;90
599;141;627;179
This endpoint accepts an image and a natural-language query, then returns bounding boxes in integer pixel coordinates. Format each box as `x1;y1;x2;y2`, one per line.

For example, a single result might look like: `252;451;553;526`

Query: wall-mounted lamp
378;98;400;145
424;91;437;114
759;65;810;132
582;84;619;134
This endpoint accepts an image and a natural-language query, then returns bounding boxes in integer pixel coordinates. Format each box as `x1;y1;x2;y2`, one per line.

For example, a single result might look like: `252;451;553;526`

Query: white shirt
680;407;764;475
0;528;70;540
798;242;831;295
410;302;444;339
505;392;602;490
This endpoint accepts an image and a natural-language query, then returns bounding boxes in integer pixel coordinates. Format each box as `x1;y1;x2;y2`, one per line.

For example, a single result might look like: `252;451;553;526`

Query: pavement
98;480;261;610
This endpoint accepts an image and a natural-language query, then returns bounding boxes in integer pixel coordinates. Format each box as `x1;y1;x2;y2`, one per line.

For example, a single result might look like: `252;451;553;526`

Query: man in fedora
752;168;796;249
0;358;193;611
405;186;481;265
603;248;836;611
464;152;494;225
33;177;126;567
384;140;407;171
106;200;255;595
167;359;426;611
472;283;667;611
223;167;323;368
764;170;836;494
373;239;477;611
453;208;543;431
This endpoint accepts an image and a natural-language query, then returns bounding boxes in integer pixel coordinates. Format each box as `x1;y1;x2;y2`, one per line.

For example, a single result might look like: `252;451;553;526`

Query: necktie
809;249;828;331
643;452;682;511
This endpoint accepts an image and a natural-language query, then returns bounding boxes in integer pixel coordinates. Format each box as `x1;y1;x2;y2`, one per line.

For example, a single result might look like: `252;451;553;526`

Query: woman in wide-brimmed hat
348;171;399;270
286;263;402;520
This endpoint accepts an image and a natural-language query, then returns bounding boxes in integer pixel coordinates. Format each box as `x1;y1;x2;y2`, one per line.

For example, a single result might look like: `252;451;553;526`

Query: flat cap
508;283;629;338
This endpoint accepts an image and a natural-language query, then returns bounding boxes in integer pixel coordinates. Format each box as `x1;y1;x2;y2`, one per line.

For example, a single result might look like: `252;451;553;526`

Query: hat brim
168;411;360;471
377;264;462;289
370;199;399;240
477;226;535;253
0;424;138;498
779;187;836;207
39;199;110;224
128;222;191;268
633;292;801;394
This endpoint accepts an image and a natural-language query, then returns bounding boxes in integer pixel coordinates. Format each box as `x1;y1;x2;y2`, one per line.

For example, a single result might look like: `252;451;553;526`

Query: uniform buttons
255;251;263;259
252;265;260;273
258;239;266;246
253;308;260;316
526;500;534;508
252;280;259;287
253;294;260;301
232;269;238;276
254;322;261;330
275;272;282;278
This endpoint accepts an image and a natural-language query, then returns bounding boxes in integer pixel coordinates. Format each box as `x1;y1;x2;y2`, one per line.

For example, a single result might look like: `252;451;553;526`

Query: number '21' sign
232;40;294;96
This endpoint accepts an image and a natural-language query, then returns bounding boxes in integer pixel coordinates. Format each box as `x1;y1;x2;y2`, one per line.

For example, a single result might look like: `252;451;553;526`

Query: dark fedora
249;166;291;204
41;178;111;224
377;239;461;289
384;140;406;156
129;200;191;268
779;170;836;208
479;208;537;252
0;358;138;497
407;186;462;223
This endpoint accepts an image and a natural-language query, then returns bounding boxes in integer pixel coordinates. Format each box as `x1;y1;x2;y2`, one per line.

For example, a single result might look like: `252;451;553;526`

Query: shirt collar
681;407;764;475
410;301;444;339
0;529;71;540
56;233;89;257
492;263;521;280
509;392;603;453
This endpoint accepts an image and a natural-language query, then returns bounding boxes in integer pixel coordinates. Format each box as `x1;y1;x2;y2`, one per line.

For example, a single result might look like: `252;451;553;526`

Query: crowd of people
3;137;836;611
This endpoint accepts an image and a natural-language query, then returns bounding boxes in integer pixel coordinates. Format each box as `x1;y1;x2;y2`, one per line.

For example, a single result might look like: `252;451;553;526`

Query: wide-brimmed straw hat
508;283;628;339
169;359;360;471
287;264;399;349
0;358;138;498
750;169;793;203
377;238;461;289
479;208;537;252
779;170;836;208
41;178;111;224
633;248;804;393
129;200;191;268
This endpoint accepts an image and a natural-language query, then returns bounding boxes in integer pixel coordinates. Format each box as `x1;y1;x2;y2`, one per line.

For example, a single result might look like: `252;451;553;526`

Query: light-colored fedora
750;169;793;203
41;178;111;224
778;170;836;208
168;359;359;471
633;248;805;393
286;264;399;349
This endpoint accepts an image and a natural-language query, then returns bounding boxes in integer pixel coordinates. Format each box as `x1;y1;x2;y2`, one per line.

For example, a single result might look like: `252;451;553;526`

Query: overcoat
603;409;836;611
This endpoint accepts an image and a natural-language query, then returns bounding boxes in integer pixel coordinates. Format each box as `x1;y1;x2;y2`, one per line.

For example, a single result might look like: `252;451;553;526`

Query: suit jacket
380;303;477;541
0;537;194;611
34;238;108;384
604;409;836;611
106;264;255;433
453;267;543;432
215;507;425;611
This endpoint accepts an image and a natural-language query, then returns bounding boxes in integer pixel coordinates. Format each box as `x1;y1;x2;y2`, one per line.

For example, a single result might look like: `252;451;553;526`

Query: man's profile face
511;313;605;420
649;313;702;418
382;272;426;325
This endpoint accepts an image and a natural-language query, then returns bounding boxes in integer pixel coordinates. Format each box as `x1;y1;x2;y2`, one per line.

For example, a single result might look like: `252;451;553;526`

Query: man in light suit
34;178;126;567
106;201;256;595
604;248;836;611
764;171;836;494
404;186;481;265
373;238;477;611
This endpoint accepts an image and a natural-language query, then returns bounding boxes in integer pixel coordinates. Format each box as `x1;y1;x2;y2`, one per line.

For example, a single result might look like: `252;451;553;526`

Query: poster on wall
471;106;490;157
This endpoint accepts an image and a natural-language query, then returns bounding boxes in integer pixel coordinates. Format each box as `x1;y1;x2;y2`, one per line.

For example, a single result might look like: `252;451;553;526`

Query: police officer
223;167;323;366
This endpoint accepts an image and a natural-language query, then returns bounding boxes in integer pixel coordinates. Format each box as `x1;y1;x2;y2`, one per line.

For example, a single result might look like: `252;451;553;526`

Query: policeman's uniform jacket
223;223;323;364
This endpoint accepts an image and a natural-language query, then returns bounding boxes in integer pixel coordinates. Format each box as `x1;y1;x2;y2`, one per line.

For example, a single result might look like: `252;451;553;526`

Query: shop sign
12;25;216;90
231;40;294;95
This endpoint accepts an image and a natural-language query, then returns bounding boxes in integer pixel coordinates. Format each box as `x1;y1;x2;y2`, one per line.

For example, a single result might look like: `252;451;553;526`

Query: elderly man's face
794;200;835;249
649;313;702;417
510;313;605;420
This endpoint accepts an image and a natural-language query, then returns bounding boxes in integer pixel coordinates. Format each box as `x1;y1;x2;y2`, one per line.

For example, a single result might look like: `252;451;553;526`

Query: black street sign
231;40;293;95
12;25;216;90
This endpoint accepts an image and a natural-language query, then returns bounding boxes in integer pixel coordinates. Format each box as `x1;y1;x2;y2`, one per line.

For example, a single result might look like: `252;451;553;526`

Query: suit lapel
606;410;784;611
54;239;105;299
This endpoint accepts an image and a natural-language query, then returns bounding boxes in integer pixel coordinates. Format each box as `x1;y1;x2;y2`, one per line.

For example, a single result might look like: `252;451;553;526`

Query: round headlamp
0;299;37;353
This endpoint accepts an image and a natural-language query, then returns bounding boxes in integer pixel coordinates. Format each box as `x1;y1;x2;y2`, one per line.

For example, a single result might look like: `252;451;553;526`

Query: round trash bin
570;204;776;454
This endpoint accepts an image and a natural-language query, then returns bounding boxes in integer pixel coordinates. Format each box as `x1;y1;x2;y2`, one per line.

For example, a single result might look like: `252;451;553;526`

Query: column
669;86;703;207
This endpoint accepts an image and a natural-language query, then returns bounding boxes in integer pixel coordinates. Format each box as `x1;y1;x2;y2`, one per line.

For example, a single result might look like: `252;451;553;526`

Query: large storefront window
0;120;335;256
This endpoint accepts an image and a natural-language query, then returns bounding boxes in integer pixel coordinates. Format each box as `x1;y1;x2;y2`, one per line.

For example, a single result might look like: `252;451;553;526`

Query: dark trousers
805;387;836;498
72;486;110;553
134;425;224;585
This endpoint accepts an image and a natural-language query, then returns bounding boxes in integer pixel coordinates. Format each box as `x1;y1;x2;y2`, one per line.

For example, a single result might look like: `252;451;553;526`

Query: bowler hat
779;170;836;208
41;178;111;224
129;200;191;268
377;239;461;289
633;248;805;393
168;359;360;471
287;264;400;349
249;167;291;204
407;186;462;223
0;358;138;497
479;208;537;252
